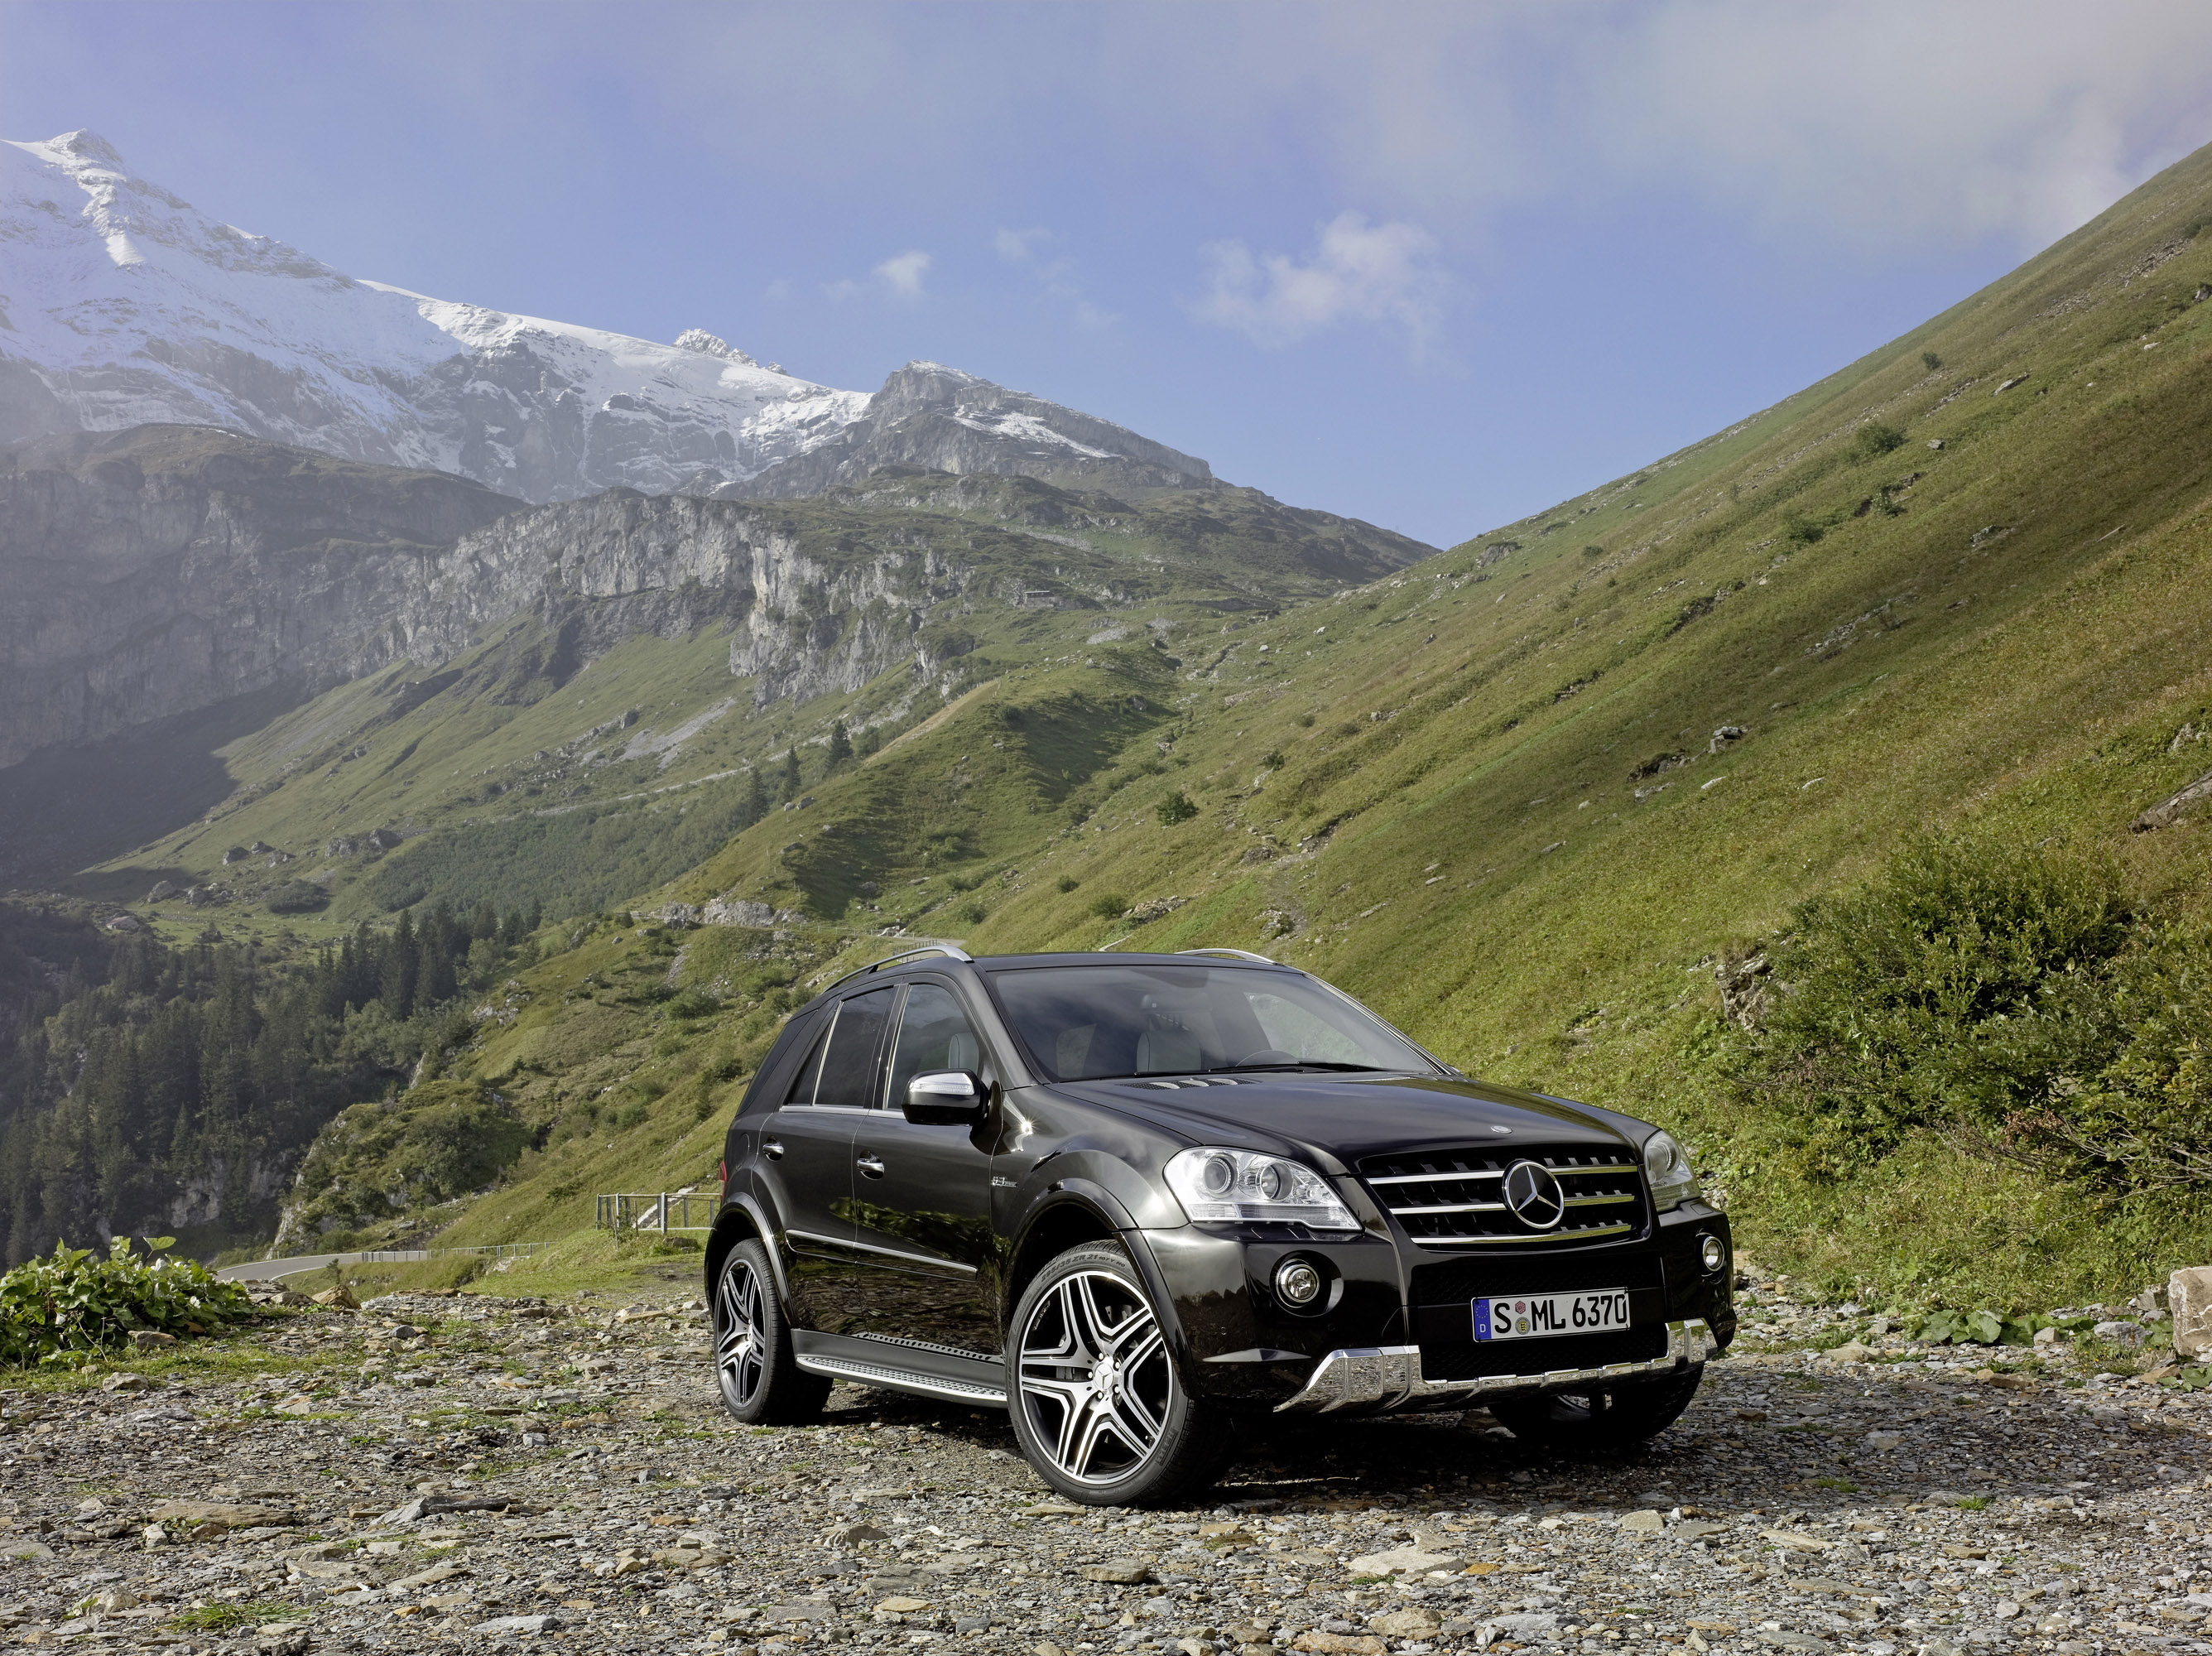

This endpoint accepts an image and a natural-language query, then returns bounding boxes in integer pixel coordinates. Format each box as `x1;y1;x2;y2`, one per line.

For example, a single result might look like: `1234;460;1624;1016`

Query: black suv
707;946;1733;1505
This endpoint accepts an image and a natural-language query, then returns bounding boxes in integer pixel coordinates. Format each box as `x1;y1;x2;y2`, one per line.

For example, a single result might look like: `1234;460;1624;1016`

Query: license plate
1473;1288;1631;1341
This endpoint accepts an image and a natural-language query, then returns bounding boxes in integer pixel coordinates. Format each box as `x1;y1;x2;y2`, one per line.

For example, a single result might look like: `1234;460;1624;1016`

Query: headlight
1165;1148;1360;1232
1642;1130;1699;1211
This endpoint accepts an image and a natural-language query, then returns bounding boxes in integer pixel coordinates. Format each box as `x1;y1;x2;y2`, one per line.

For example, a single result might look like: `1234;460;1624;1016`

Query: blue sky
6;0;2212;547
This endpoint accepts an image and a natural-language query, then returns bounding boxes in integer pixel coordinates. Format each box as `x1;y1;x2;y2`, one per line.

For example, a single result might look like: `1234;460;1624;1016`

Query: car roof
805;948;1295;1009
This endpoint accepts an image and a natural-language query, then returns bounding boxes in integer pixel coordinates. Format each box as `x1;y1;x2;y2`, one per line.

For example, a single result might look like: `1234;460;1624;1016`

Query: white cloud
873;249;930;297
825;249;932;302
994;226;1056;262
1191;212;1448;352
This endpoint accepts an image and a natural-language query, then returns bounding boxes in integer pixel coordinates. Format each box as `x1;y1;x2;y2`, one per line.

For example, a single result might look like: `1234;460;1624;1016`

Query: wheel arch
1007;1181;1185;1357
706;1196;784;1307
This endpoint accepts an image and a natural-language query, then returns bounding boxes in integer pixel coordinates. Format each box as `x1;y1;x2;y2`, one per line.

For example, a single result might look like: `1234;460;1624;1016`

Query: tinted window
884;983;987;1110
989;964;1438;1082
781;1023;829;1107
815;985;897;1110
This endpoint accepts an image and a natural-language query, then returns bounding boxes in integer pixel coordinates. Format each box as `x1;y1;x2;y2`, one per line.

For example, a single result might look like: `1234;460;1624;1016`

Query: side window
885;982;988;1110
814;985;897;1110
781;1023;829;1107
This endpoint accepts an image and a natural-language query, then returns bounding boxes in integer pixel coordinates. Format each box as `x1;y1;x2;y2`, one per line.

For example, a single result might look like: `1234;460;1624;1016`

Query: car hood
1051;1072;1637;1172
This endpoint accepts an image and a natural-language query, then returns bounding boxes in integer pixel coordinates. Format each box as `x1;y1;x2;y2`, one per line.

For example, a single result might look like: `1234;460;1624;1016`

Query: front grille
1359;1144;1647;1247
1420;1322;1667;1383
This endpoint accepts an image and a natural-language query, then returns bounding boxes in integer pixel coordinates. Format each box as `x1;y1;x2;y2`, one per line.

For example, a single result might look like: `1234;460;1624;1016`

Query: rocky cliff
0;426;522;767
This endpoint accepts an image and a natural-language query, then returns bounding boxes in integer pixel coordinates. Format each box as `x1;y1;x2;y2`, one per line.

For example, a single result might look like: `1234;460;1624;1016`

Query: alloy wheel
1016;1268;1173;1485
715;1254;768;1408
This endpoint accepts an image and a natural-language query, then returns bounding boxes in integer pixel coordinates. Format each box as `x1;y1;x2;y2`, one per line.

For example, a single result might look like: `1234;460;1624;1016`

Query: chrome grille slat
1359;1143;1649;1247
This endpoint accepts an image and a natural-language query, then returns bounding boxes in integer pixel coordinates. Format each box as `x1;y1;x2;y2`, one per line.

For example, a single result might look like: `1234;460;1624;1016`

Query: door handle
856;1153;887;1178
762;1138;785;1160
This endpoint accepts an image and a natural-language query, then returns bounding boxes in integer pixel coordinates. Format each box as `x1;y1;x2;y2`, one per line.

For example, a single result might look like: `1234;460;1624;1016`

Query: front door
846;978;1005;1355
764;984;896;1333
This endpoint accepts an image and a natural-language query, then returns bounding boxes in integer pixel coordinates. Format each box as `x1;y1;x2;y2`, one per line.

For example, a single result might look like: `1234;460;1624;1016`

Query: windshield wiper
1207;1061;1390;1073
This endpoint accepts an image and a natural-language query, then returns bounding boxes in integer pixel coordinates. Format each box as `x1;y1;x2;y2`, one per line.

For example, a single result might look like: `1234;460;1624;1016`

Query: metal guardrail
595;1192;714;1234
354;1243;543;1263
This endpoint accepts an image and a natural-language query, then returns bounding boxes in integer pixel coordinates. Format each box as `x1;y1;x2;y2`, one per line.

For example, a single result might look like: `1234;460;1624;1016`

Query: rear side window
781;1025;830;1107
814;985;897;1110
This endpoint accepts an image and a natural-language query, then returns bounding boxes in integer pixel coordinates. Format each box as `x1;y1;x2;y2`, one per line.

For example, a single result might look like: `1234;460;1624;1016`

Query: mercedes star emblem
1502;1159;1567;1230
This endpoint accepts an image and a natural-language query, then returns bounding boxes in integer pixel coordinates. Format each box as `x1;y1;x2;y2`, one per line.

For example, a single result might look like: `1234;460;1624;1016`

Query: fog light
1700;1233;1728;1273
1275;1259;1325;1307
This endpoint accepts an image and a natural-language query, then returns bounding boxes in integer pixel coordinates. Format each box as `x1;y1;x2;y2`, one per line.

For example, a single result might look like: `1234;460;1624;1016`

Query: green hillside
18;142;2212;1311
52;475;1422;932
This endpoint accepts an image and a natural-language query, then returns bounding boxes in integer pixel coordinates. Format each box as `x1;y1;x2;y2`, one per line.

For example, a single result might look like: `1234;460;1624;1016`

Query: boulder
1346;1544;1459;1575
2171;1267;2212;1359
2093;1320;2146;1347
146;880;179;901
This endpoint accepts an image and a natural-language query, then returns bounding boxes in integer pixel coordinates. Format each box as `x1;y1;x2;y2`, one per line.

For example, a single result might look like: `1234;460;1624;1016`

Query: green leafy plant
0;1238;256;1367
1853;422;1907;460
1921;350;1943;371
1089;893;1129;919
1156;790;1200;826
1056;875;1080;893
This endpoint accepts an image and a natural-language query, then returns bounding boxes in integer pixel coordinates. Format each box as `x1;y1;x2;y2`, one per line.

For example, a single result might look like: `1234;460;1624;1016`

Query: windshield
988;963;1442;1082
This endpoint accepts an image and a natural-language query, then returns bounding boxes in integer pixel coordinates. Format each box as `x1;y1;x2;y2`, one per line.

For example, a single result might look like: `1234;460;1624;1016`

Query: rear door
762;984;897;1332
845;977;1005;1355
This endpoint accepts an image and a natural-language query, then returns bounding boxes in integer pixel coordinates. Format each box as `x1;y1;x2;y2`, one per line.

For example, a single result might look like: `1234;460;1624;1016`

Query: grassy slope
920;142;2212;1305
234;144;2212;1310
66;479;1417;940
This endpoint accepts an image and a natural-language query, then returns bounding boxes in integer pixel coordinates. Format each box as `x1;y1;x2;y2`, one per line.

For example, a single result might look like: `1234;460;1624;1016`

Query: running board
795;1352;1009;1407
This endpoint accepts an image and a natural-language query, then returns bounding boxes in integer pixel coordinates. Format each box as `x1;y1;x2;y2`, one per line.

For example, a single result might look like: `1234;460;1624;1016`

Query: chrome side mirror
904;1070;987;1125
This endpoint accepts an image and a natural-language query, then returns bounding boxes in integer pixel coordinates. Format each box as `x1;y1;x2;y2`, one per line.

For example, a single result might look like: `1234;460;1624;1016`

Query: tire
1488;1364;1705;1451
711;1237;830;1425
1007;1241;1234;1507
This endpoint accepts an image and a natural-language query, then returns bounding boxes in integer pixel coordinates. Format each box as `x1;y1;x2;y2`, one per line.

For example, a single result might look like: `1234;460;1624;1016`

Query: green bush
1731;830;2135;1175
0;1238;255;1366
1783;512;1827;545
1055;875;1080;893
1729;830;2212;1204
1852;421;1907;460
1921;350;1943;372
957;899;988;925
666;988;719;1019
1089;893;1129;919
1156;790;1200;826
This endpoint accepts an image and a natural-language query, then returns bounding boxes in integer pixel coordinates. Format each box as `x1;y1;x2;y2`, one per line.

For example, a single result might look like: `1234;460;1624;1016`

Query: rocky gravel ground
2;1278;2207;1656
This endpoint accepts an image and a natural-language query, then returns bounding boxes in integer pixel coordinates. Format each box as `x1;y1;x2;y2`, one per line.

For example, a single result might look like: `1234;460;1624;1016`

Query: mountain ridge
0;131;1237;511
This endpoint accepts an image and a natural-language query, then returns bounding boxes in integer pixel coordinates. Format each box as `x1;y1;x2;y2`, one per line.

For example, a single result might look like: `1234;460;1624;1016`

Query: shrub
1056;875;1080;893
1783;512;1827;546
1725;830;2197;1194
1089;893;1129;919
0;1238;255;1366
1921;349;1943;372
1261;751;1286;770
1156;791;1200;826
957;899;988;925
1851;421;1907;460
666;988;719;1019
1582;544;1605;559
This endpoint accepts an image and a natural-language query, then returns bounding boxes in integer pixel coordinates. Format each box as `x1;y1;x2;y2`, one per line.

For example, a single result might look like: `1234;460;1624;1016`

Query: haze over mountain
0;130;1209;505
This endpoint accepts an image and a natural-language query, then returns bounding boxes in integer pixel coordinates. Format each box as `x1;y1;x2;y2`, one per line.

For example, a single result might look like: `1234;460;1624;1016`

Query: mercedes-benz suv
706;946;1733;1505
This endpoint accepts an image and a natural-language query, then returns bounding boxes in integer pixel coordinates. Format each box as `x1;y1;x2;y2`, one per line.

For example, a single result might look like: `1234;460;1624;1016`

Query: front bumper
1276;1317;1718;1413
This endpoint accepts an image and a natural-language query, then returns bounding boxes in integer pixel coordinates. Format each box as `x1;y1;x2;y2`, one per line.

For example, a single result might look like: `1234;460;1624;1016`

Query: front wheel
1488;1364;1704;1451
712;1237;829;1425
1007;1242;1233;1506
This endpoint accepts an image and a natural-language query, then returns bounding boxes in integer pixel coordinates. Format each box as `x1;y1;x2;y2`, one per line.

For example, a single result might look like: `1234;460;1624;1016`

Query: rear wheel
1488;1365;1704;1451
1007;1241;1234;1506
712;1237;829;1425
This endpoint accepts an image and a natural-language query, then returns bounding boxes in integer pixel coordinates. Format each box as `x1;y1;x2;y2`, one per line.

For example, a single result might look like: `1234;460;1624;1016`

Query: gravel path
2;1283;2206;1656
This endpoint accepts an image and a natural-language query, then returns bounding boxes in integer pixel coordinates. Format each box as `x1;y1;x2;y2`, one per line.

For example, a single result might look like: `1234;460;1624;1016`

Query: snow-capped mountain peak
0;131;1216;508
0;131;868;498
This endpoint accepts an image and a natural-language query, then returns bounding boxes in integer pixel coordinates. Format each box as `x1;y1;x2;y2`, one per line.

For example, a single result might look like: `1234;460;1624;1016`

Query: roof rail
822;941;975;993
1175;947;1277;965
